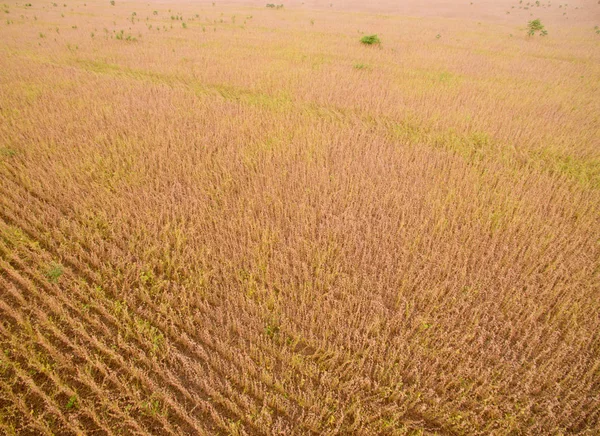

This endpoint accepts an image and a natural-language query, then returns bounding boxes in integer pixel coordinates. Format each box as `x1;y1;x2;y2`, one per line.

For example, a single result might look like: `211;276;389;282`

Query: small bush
527;18;546;36
360;34;380;45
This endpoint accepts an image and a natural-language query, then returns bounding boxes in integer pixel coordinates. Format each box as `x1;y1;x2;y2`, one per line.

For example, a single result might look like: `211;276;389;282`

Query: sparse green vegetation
0;147;17;157
264;322;280;338
140;395;165;417
45;262;64;282
115;29;136;41
65;395;78;410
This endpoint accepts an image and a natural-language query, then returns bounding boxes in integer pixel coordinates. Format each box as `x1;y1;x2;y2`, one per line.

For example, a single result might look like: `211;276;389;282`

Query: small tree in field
527;19;547;36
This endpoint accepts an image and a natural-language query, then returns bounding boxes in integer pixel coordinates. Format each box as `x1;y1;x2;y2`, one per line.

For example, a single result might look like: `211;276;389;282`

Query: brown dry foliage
0;0;599;434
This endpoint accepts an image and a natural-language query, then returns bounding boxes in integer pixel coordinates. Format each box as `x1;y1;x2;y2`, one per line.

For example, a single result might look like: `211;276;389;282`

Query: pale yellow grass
0;0;599;434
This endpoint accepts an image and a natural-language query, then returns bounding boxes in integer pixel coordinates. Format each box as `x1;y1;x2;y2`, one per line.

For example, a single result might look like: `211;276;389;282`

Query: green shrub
360;34;380;45
527;18;546;36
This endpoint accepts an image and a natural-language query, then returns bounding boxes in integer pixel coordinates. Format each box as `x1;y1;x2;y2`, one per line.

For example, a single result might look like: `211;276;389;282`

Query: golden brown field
1;0;599;434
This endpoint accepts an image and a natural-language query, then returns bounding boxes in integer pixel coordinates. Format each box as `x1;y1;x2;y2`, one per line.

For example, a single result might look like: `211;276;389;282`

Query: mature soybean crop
0;0;599;434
